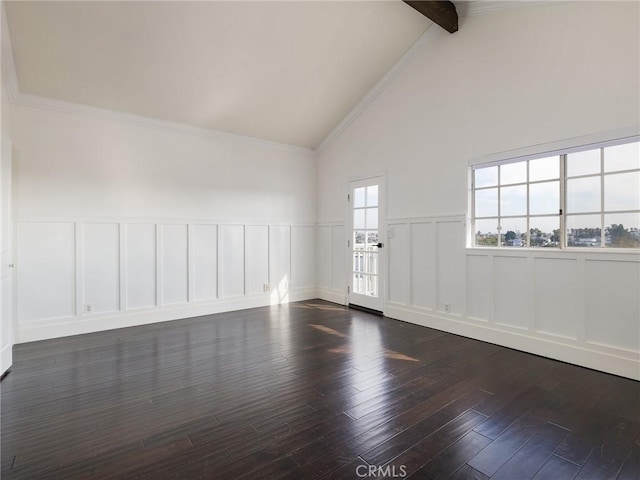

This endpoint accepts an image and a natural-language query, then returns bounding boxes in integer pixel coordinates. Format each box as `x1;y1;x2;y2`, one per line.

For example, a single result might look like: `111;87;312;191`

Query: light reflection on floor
308;322;419;363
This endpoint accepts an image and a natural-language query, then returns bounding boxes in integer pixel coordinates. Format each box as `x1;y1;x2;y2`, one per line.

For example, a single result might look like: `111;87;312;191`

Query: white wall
317;2;640;379
12;103;317;341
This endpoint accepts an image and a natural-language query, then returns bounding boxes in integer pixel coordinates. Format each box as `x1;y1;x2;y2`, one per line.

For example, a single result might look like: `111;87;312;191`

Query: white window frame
469;130;640;250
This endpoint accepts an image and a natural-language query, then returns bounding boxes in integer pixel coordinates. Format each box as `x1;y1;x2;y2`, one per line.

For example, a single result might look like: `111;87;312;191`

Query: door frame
0;136;13;378
345;171;387;312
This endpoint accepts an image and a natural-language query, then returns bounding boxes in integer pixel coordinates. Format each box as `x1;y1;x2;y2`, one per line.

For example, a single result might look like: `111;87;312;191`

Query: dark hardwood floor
1;300;638;480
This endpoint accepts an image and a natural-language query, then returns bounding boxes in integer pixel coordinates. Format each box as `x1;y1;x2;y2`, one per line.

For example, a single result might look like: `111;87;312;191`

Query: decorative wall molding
16;220;317;342
19;287;317;343
317;213;640;380
316;287;346;306
385;303;640;381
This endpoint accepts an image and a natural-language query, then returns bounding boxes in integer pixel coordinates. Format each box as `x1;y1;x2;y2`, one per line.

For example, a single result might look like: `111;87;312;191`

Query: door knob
374;243;383;248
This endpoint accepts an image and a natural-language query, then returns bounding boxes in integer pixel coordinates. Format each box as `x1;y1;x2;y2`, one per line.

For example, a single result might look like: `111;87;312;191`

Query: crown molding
316;24;438;153
1;1;19;101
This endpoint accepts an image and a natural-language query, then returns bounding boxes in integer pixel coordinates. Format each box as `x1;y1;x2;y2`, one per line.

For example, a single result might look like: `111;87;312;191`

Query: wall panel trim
385;303;640;380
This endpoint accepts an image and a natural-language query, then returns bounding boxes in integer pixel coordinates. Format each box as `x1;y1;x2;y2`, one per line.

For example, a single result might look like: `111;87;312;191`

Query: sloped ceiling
5;1;432;149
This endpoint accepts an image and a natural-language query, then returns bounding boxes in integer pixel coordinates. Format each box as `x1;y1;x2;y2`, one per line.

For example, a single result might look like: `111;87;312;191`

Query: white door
1;137;13;377
348;176;384;312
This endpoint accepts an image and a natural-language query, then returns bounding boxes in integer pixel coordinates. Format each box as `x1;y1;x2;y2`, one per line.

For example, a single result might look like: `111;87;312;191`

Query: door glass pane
353;273;364;294
567;149;600;177
500;162;527;185
353;209;365;229
566;214;601;247
529;156;559;182
501;185;527;216
605;213;640;248
353;252;364;272
566;177;601;213
475;188;498;217
354;231;366;248
475;166;498;188
353;187;365;208
529;216;559;247
529;181;559;215
366;231;379;247
500;217;527;247
366;208;378;229
366;185;379;207
365;253;378;274
604;172;640;211
604;142;640;172
475;219;498;246
366;275;378;297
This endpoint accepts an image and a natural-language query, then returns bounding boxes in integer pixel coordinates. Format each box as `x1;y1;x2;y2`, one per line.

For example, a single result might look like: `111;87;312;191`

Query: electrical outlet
84;304;93;314
263;283;271;293
444;303;451;312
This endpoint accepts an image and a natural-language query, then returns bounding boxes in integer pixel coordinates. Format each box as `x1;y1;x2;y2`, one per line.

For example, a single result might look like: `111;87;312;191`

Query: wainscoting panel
83;223;119;315
585;260;640;352
533;257;580;339
245;225;269;296
291;225;316;289
269;225;291;299
466;254;491;321
218;225;245;299
190;224;217;302
493;256;530;330
436;221;465;316
17;222;76;322
17;220;316;343
331;225;345;292
318;214;640;379
316;225;332;290
161;224;188;306
125;223;157;310
410;222;436;310
388;223;409;305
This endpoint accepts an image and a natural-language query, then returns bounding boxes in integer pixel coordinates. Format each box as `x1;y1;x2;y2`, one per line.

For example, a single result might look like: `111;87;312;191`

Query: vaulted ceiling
5;1;434;149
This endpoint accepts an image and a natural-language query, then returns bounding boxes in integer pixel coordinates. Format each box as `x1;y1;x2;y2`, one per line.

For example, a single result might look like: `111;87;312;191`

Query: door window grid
352;185;379;296
472;139;640;249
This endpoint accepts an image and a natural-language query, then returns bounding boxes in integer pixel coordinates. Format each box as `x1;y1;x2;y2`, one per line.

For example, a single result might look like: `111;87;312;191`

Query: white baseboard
316;287;346;306
18;287;317;343
384;303;640;381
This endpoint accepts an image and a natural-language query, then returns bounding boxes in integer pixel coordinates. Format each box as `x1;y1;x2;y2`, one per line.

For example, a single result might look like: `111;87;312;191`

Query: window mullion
560;154;566;249
526;160;530;247
600;148;605;248
471;170;476;246
497;166;502;247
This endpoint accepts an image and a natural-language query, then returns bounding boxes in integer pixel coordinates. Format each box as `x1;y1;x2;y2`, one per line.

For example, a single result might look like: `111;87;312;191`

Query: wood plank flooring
1;300;638;479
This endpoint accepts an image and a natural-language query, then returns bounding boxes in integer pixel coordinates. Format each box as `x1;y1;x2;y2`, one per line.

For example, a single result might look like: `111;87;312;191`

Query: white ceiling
5;1;432;149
